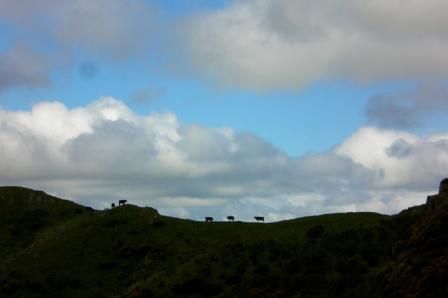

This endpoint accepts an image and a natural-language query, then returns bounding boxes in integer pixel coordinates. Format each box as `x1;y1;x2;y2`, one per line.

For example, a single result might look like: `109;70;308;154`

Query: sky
1;0;448;221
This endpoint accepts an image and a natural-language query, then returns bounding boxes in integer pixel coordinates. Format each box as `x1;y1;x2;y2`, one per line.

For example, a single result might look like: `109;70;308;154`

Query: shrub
306;224;325;239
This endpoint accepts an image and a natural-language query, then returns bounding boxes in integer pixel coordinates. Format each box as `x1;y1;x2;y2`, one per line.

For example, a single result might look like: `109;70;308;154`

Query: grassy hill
0;186;446;297
0;186;89;257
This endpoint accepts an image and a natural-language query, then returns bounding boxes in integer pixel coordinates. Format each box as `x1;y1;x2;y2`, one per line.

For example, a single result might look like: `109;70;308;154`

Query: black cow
119;200;127;206
254;216;264;223
205;217;213;222
111;203;116;208
227;216;235;222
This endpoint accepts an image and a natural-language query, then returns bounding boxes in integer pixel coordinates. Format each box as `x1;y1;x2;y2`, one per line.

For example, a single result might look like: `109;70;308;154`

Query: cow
205;217;213;222
111;203;116;208
119;200;127;206
254;216;264;223
227;216;235;222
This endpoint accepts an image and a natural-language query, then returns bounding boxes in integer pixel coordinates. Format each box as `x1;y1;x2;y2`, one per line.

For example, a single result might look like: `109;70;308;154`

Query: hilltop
0;185;447;297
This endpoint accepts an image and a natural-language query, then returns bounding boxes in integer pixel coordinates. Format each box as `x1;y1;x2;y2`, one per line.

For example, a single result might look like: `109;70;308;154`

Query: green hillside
0;186;89;257
0;186;447;297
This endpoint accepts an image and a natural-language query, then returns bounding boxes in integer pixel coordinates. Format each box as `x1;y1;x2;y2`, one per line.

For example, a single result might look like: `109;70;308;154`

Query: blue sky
2;70;375;156
1;0;448;220
0;0;428;156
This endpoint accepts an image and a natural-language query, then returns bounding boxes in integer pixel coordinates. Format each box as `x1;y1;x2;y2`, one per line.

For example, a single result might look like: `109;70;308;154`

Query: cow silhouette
254;216;264;223
111;203;116;208
227;216;235;222
119;200;127;206
205;217;213;222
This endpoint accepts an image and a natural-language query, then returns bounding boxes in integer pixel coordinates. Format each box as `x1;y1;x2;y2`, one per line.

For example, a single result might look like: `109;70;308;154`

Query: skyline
1;0;448;221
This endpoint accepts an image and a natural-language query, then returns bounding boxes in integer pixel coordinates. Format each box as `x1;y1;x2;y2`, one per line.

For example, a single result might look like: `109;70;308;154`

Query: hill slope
0;186;90;257
0;186;447;297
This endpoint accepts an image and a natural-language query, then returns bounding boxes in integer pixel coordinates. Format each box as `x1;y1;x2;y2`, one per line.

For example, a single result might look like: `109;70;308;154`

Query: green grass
0;186;88;257
0;186;442;297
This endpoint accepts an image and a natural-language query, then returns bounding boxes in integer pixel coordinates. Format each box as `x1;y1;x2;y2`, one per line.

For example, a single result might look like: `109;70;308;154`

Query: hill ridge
0;184;447;297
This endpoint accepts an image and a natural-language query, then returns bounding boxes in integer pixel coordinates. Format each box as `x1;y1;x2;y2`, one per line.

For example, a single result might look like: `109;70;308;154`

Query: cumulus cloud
183;0;448;90
386;139;414;159
1;98;447;220
336;126;448;190
366;82;448;128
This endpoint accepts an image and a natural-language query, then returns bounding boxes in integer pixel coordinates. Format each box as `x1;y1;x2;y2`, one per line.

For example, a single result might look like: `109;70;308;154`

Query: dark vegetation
0;185;447;297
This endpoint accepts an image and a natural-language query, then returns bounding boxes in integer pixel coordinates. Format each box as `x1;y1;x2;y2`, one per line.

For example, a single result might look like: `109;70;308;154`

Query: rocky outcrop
439;178;448;195
379;178;448;298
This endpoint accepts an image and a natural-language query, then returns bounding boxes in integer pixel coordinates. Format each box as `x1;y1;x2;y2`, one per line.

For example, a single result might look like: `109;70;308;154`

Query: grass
0;186;442;297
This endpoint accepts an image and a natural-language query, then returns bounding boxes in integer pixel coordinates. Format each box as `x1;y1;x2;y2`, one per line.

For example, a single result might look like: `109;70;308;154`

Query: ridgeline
0;183;447;297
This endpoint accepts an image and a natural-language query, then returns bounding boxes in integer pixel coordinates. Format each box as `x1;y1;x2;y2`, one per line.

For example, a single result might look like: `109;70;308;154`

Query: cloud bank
183;0;448;90
1;98;447;220
3;0;447;97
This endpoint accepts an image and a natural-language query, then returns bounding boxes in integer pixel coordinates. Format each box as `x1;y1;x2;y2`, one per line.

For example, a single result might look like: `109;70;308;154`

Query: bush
306;224;325;240
173;277;222;297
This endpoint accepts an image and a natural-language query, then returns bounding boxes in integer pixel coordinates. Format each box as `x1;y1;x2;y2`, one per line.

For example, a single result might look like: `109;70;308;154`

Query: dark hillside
375;192;448;297
0;185;447;297
0;186;90;257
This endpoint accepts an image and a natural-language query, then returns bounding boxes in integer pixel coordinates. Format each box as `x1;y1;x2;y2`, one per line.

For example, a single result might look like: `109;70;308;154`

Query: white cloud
183;0;448;90
154;196;227;208
336;126;448;189
0;98;446;221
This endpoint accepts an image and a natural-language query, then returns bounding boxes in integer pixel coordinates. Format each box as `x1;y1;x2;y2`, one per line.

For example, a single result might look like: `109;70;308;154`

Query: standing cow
119;200;127;206
227;216;235;222
205;217;213;222
254;216;264;223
